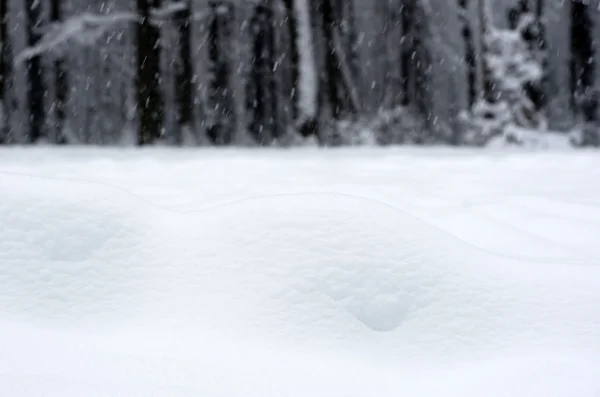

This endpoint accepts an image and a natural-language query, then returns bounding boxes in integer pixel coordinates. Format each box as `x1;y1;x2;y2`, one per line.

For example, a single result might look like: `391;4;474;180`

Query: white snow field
1;147;600;397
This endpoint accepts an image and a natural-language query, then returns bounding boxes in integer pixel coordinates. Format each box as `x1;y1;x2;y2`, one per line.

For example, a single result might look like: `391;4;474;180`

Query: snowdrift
0;151;599;396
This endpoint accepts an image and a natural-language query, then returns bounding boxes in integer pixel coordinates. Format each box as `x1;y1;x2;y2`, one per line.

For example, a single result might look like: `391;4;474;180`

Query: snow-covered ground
0;147;599;397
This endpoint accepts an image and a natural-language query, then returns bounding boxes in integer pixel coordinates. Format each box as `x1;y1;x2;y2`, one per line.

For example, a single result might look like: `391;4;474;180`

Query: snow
0;147;600;396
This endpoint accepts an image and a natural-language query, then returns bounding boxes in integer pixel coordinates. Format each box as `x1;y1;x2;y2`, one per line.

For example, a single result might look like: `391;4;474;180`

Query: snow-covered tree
282;0;318;138
459;0;548;145
2;0;600;148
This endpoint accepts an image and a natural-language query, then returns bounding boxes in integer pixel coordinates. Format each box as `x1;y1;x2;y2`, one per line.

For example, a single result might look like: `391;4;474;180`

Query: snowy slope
0;148;599;397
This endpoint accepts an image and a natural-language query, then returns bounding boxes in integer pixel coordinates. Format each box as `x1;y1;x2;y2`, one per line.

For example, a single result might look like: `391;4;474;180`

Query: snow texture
0;148;600;396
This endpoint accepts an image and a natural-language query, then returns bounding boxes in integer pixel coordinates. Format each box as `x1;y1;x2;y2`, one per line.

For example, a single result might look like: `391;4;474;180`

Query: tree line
0;0;598;147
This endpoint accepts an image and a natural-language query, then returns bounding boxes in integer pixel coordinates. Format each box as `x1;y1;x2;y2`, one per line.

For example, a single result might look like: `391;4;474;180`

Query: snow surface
1;147;600;396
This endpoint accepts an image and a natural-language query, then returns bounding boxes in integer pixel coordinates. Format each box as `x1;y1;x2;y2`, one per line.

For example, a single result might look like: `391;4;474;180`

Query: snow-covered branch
14;6;212;66
14;12;138;65
150;3;210;21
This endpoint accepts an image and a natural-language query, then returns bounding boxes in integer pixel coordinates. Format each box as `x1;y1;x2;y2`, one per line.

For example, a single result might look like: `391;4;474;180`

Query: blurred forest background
0;0;599;147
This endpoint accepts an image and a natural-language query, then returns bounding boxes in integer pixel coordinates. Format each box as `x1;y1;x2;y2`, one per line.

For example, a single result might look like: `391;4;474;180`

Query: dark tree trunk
400;0;415;106
412;5;430;122
477;0;496;103
247;0;277;144
533;0;546;111
0;0;10;141
175;0;193;140
534;0;542;21
321;0;358;120
206;1;235;145
25;0;45;143
136;0;164;145
51;0;67;144
571;0;596;123
459;0;477;108
321;0;339;118
335;0;360;92
282;0;299;122
0;0;5;103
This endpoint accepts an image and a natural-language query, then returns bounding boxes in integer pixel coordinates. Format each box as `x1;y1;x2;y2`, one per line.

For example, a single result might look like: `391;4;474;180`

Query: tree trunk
136;0;164;145
412;4;430;123
0;0;10;142
477;0;496;103
0;0;4;105
400;0;415;106
284;0;318;137
175;0;193;141
321;0;347;119
206;1;235;145
247;0;277;144
571;0;596;123
533;0;546;111
459;0;477;108
51;0;67;144
282;0;299;122
335;0;360;101
25;0;45;143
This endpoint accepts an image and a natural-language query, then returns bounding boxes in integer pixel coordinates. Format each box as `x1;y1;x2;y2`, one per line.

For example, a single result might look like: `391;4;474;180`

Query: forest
0;0;598;147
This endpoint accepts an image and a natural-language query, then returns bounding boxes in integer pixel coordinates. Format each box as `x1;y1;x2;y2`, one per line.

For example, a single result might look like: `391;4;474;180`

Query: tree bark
282;0;299;122
571;0;596;123
175;0;193;140
25;0;45;143
400;0;415;106
320;0;356;119
0;0;10;141
136;0;164;145
247;0;277;144
459;0;477;108
477;0;496;103
321;0;341;118
206;1;235;145
51;0;67;144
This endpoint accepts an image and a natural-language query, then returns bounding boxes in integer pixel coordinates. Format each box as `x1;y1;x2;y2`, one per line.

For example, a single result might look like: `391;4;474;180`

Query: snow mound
160;193;600;357
2;174;600;350
0;174;154;325
1;168;600;395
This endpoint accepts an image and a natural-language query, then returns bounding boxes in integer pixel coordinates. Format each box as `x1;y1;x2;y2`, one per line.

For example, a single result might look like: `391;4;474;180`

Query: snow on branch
151;3;211;22
151;2;188;19
14;6;211;66
14;12;137;65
